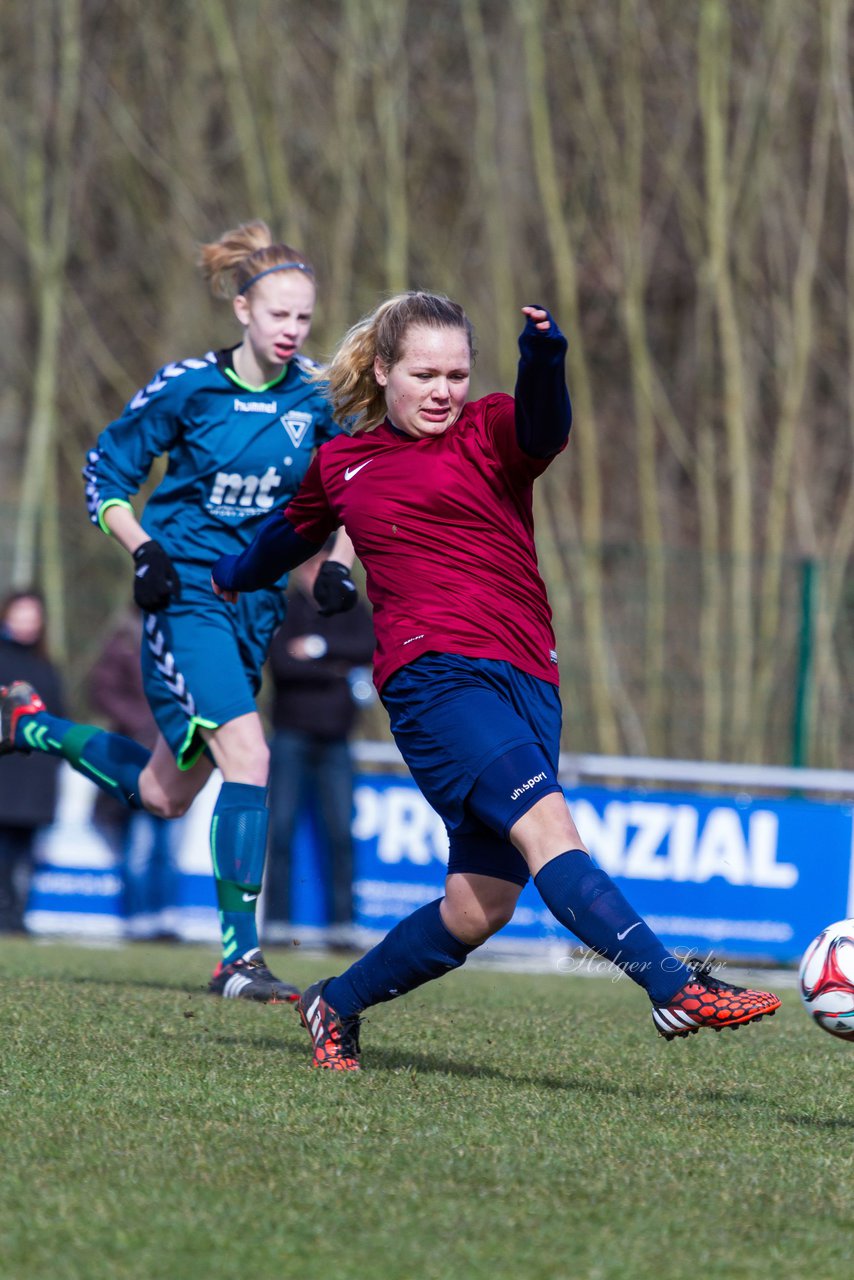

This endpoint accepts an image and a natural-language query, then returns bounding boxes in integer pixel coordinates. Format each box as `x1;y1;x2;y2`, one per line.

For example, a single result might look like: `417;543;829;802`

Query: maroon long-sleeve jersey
285;392;563;693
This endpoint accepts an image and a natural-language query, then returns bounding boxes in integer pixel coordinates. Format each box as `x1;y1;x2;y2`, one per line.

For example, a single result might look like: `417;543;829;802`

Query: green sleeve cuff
97;498;134;535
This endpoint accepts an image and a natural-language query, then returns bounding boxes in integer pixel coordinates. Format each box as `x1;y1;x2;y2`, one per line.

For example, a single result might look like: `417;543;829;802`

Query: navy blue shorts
381;653;563;886
141;581;286;770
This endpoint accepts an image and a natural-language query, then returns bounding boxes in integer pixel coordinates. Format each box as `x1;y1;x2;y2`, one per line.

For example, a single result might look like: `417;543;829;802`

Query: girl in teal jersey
0;221;356;1002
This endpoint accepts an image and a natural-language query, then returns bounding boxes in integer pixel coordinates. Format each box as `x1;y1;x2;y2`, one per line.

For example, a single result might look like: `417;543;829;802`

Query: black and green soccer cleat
208;949;300;1004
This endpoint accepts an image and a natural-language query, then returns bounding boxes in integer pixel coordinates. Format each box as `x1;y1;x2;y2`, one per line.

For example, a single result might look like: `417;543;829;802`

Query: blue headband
237;262;313;294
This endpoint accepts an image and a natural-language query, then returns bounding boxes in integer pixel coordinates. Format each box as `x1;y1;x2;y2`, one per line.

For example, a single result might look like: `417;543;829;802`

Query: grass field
1;939;852;1280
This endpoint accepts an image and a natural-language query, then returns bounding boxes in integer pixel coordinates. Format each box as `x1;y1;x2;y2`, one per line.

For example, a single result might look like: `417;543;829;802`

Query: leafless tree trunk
461;0;517;389
698;0;755;758
6;0;83;657
370;0;409;294
746;4;833;758
521;0;620;755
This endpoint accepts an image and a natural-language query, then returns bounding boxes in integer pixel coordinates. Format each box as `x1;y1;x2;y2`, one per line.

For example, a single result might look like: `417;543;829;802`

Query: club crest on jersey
280;410;312;449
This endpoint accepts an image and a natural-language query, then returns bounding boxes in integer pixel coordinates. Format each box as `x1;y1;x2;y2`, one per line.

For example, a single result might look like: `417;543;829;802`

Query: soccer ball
798;919;854;1040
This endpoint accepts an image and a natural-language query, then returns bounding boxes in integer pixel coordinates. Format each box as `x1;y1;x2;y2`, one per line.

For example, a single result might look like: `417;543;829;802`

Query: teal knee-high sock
14;711;148;810
210;781;270;963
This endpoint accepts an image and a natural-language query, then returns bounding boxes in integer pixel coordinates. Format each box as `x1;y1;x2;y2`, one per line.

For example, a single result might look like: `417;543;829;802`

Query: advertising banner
25;768;854;963
349;778;854;962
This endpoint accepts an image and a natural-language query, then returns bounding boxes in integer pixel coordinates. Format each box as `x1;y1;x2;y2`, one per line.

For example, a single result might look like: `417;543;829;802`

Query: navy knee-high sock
13;710;148;809
324;899;476;1019
534;850;690;1004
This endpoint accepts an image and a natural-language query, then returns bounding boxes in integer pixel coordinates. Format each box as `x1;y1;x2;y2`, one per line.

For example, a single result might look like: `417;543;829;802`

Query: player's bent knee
444;916;492;947
474;895;518;941
449;906;512;947
486;899;517;932
139;773;194;820
443;884;519;944
145;793;191;820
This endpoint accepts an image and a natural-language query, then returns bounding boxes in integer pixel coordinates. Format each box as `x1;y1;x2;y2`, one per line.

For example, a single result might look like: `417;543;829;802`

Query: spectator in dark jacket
265;549;374;947
0;589;64;933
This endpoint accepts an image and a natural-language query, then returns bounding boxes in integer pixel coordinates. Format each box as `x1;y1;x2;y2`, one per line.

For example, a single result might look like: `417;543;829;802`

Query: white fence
352;741;854;797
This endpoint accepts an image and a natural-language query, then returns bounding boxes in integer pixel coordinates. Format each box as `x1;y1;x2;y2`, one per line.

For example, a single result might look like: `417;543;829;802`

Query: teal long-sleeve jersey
83;348;341;587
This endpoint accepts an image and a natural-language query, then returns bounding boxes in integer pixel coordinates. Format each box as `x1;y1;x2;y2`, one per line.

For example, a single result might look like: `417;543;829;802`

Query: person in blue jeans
264;548;375;947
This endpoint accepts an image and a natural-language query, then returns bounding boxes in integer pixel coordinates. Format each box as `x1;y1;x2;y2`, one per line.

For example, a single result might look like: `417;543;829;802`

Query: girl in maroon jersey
212;291;781;1069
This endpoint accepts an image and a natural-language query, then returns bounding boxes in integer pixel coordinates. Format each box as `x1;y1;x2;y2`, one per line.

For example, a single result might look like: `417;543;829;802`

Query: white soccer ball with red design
798;919;854;1040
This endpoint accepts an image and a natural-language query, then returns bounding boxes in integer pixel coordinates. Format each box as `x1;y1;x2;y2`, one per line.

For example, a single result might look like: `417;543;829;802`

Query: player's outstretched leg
650;960;781;1040
1;680;150;805
532;846;781;1040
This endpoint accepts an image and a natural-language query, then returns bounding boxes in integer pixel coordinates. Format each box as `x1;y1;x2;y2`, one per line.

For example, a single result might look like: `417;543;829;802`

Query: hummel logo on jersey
234;398;278;413
344;459;374;481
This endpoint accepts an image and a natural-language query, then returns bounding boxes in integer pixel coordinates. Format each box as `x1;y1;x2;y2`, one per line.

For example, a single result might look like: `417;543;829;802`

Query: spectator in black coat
264;549;374;947
0;589;65;933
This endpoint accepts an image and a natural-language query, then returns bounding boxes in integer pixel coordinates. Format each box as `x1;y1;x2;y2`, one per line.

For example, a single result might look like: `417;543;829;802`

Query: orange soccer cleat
652;960;781;1040
298;979;362;1071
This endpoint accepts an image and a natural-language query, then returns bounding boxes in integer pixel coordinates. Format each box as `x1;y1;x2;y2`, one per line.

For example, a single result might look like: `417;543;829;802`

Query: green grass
1;940;852;1280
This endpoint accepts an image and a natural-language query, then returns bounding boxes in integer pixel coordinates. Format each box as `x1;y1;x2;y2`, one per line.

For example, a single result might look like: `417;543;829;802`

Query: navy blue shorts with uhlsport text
381;652;563;886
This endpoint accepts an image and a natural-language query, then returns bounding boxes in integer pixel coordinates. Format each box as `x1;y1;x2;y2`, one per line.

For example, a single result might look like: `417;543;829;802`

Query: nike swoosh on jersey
344;459;374;481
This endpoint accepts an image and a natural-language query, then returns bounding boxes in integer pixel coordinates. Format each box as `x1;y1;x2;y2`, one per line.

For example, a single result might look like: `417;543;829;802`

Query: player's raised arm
211;512;323;603
514;305;572;459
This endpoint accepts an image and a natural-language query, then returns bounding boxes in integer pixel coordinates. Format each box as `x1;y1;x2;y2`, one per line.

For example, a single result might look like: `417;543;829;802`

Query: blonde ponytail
197;220;314;298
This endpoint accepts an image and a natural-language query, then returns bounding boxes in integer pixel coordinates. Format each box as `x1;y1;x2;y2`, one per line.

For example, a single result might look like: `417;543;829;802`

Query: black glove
132;540;182;612
313;560;358;616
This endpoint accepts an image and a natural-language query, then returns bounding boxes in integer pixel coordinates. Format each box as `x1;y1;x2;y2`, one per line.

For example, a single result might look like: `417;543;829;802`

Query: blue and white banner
25;767;854;962
348;778;854;962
